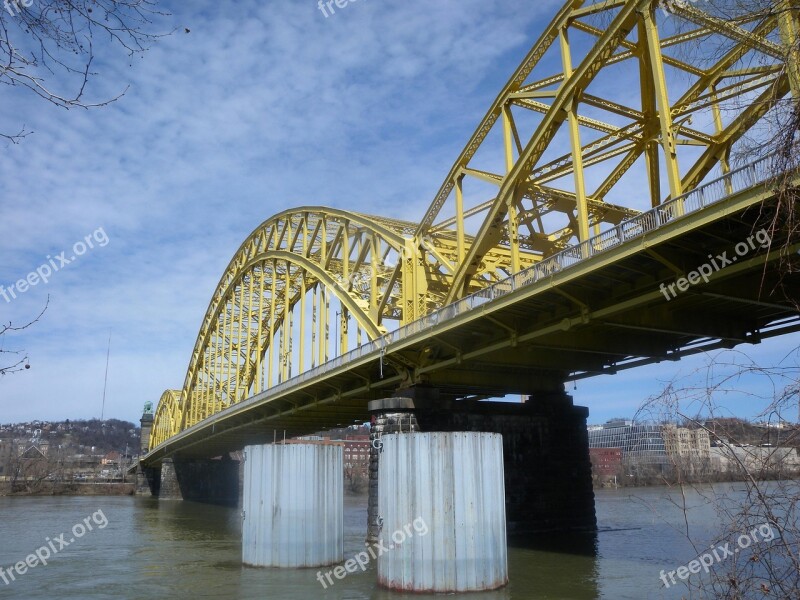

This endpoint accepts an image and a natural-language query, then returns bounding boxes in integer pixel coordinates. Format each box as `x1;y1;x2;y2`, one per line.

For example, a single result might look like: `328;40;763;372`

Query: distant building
662;425;711;460
604;418;633;428
101;451;121;466
754;420;792;429
284;437;340;446
709;446;800;474
588;420;714;475
589;447;622;482
100;450;119;467
343;439;370;476
588;421;668;465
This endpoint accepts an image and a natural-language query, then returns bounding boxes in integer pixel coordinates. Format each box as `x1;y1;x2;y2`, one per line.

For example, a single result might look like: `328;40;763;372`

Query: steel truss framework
151;0;799;448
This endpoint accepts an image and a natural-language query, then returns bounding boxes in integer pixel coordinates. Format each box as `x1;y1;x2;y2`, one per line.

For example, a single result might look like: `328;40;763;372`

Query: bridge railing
201;155;778;426
505;154;775;293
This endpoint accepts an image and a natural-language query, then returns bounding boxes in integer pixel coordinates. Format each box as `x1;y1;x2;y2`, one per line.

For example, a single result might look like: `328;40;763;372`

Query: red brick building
343;438;370;476
589;447;623;481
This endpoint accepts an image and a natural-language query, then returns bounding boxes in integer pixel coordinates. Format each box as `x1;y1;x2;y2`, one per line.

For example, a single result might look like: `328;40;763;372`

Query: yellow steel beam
455;174;466;263
680;78;791;194
415;0;585;235
444;0;645;302
560;24;590;242
641;7;682;202
673;4;785;59
777;0;800;96
268;260;276;389
571;17;705;76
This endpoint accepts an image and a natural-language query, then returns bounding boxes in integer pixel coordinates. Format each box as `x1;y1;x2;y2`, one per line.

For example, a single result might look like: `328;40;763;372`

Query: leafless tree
636;349;800;597
344;464;367;495
0;0;170;142
6;441;68;493
628;3;800;595
0;296;47;375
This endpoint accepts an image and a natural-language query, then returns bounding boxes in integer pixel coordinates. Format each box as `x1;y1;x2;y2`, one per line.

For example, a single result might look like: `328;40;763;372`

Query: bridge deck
143;160;800;464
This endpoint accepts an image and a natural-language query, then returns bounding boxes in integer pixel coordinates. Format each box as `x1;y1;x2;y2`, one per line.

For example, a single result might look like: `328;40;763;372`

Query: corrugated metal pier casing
377;432;508;592
242;443;343;567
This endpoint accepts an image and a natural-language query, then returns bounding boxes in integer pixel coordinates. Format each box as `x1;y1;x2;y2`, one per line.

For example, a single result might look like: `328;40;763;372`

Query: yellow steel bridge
144;0;800;463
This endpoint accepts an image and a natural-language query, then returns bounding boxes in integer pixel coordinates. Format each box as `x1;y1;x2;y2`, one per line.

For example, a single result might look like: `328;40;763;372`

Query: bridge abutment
157;458;181;500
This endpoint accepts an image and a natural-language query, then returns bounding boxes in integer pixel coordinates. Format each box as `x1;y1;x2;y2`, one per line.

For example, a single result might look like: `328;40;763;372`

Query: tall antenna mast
101;332;111;421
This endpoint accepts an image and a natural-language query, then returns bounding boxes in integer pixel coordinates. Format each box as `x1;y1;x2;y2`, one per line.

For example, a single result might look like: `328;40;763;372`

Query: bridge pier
156;455;240;506
378;431;508;592
135;463;159;496
368;390;595;535
242;443;343;567
366;398;419;542
157;458;182;500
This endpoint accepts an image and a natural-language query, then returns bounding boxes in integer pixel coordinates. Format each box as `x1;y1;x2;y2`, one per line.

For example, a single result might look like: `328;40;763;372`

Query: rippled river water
0;484;774;599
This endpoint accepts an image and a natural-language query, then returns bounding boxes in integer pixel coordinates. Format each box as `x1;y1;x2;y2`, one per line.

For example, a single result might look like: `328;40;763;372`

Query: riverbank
594;468;797;489
0;482;135;496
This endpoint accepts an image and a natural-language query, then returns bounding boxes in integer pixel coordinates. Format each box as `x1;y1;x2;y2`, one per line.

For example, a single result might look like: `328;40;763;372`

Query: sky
0;0;796;427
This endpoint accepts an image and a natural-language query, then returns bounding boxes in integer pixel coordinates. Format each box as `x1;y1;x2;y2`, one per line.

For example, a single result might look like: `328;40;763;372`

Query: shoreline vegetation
0;482;135;497
593;470;796;489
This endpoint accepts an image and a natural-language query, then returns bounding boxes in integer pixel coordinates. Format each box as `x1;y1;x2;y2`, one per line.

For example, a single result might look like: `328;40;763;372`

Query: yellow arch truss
151;0;799;449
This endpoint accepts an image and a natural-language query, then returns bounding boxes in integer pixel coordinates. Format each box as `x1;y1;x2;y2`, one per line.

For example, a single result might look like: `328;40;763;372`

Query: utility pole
100;333;111;421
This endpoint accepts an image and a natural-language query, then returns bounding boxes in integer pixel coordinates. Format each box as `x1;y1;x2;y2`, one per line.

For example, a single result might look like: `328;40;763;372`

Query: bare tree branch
637;349;800;596
0;0;171;140
0;295;48;375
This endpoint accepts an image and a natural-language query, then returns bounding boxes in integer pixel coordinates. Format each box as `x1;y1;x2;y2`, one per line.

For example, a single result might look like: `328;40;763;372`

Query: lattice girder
407;0;798;303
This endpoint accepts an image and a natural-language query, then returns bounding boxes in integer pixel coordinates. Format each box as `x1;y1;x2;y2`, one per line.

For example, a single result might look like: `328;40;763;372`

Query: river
0;484;785;599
